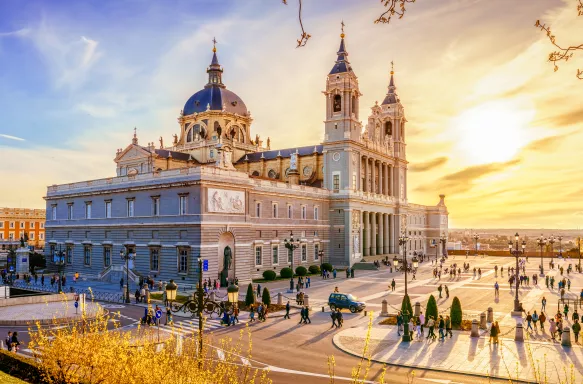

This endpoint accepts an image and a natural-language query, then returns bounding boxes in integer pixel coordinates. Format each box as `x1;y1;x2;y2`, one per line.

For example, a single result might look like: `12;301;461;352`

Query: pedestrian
489;321;498;343
336;309;344;327
165;306;173;325
307;276;311;288
257;304;264;321
419;311;425;336
427;316;436;339
74;271;79;283
564;303;569;318
408;318;414;340
494;281;499;298
549;319;557;340
140;286;146;303
249;305;256;322
540;311;547;330
526;312;533;331
573;319;581;343
120;277;124;290
41;274;44;286
284;301;291;319
233;306;240;324
331;309;337;328
257;284;261;298
568;279;571;291
303;306;311;324
135;288;140;304
532;310;539;331
333;269;337;278
541;296;547;312
438;315;445;341
445;315;452;338
5;332;12;352
222;309;231;326
445;285;449;298
438;284;443;298
10;332;20;353
397;311;403;336
573;309;580;323
299;306;306;324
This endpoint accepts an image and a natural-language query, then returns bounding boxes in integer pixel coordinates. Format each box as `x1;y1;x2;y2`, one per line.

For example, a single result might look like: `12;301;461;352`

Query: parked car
328;293;366;313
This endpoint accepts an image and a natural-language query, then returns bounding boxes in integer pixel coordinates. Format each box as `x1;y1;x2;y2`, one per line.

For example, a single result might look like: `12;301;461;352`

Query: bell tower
323;22;362;143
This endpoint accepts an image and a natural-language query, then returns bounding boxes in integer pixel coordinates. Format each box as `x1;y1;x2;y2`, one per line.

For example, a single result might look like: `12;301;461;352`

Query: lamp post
439;233;447;258
7;248;16;286
433;239;438;262
558;235;563;257
318;249;324;273
508;232;526;314
537;235;547;277
578;236;582;273
119;247;136;304
399;232;411;342
548;235;555;259
53;245;66;293
473;233;480;256
284;233;300;292
165;279;178;307
227;283;239;310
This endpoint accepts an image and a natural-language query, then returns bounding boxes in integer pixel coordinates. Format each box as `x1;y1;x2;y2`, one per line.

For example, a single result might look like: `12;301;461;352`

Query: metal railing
10;281;124;303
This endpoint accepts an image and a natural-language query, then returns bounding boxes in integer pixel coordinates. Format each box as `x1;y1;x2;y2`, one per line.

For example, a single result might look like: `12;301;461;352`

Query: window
51;205;57;220
385;121;392;135
287;205;292;219
103;247;111;267
0;233;3;240
272;203;278;218
272;245;278;264
105;201;112;218
84;246;91;266
178;248;189;273
127;199;135;217
301;206;306;220
301;244;307;262
19;222;24;229
255;246;262;266
66;246;73;264
67;204;74;220
0;222;3;228
314;206;319;220
268;169;277;179
40;233;44;240
255;202;261;217
29;233;35;240
40;223;44;229
315;244;320;261
152;197;160;216
30;222;35;229
179;195;187;215
85;202;92;219
333;94;342;112
333;174;340;192
9;232;14;240
150;248;160;271
288;248;293;263
9;222;14;229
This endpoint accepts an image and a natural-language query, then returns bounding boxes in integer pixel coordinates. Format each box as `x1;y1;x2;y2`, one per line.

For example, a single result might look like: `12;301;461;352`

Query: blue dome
183;86;248;116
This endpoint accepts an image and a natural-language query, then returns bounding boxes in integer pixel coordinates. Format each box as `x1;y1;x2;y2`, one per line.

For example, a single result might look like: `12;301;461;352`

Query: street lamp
548;235;555;259
318;249;324;273
119;247;136;304
411;256;419;269
165;279;178;307
432;239;438;262
508;232;526;314
558;235;563;257
7;248;17;286
399;232;411;342
53;245;66;293
473;233;480;256
537;235;547;277
439;233;447;258
227;283;239;308
284;233;300;292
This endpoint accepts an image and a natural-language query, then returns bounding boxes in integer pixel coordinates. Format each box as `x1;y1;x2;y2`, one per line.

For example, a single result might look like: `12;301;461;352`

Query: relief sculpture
208;188;245;214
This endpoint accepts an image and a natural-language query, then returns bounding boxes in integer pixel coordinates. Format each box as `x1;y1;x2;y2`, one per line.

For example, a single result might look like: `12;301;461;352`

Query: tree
262;287;271;306
401;294;413;317
245;283;255;307
425;295;438;325
450;296;462;327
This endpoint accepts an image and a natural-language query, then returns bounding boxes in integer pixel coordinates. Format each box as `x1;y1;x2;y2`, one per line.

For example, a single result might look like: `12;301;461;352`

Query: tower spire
329;21;353;75
382;61;398;105
206;38;224;88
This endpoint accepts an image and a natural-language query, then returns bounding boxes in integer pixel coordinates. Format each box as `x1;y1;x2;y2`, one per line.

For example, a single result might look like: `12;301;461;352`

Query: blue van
328;293;366;313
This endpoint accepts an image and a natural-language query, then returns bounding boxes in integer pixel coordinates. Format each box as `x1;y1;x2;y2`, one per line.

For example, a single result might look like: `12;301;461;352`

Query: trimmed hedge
308;265;321;275
401;294;413;317
426;294;438;325
280;267;293;279
262;287;271;306
245;283;255;307
450;296;462;327
295;266;308;276
0;350;42;383
262;270;277;281
321;263;333;272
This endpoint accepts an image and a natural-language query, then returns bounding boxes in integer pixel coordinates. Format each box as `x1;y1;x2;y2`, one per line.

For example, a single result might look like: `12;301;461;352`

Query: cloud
547;109;583;128
522;133;569;152
0;28;30;38
409;156;448;172
0;134;25;141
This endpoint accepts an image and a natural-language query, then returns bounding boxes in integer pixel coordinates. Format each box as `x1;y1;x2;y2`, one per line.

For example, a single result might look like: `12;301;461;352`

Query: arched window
385;121;392;136
187;129;193;142
352;95;356;115
214;121;222;137
251;171;260;177
333;95;342;112
268;169;277;179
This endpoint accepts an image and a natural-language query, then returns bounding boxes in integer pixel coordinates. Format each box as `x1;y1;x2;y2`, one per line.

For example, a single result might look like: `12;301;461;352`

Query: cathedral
44;31;448;287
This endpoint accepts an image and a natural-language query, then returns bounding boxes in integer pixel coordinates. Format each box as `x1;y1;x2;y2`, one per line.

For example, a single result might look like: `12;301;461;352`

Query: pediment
115;144;152;163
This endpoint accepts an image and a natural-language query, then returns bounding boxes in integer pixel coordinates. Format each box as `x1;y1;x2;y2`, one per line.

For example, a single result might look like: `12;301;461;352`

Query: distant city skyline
1;0;582;229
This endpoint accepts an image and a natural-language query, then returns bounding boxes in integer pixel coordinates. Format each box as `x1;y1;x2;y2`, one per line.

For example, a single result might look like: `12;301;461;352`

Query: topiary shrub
262;287;271;306
308;265;320;275
295;266;308;276
321;263;333;272
425;294;438;325
245;283;255;307
262;270;276;281
280;267;293;279
450;296;462;327
401;294;413;317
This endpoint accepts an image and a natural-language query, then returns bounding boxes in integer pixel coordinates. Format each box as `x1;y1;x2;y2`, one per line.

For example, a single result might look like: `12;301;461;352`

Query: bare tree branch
374;0;417;24
536;0;583;79
282;0;311;47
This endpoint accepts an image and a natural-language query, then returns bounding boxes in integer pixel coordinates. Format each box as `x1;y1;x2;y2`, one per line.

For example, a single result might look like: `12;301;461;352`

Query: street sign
74;302;79;308
7;258;11;263
155;309;162;319
8;266;14;272
203;259;209;272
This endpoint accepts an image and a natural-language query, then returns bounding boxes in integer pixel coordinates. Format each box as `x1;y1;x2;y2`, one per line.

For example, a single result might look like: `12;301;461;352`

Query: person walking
427;316;436;340
397;311;403;336
494;281;500;298
284;301;291;320
333;269;337;279
120;277;124;290
525;312;533;332
303;306;311;324
445;285;449;299
438;315;445;341
445;315;453;338
299;306;306;324
573;319;581;343
438;284;443;298
549;319;557;340
408;318;415;340
331;309;337;328
489;322;498;343
257;304;264;322
134;288;140;304
257;284;261;298
233;306;240;324
419;312;425;336
41;274;45;286
249;305;256;322
532;311;539;331
539;311;546;330
416;320;422;340
391;279;396;291
336;309;344;327
564;303;570;319
541;296;547;312
572;309;580;323
568;279;571;291
5;332;12;352
10;332;20;353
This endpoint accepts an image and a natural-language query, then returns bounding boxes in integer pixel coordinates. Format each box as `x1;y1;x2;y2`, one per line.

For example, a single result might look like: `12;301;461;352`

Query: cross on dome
212;37;217;53
340;20;345;38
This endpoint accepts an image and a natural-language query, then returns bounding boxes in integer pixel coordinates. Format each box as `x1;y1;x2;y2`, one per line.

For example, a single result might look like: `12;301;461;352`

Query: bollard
414;302;421;317
304;294;310;309
322;306;325;312
277;292;283;306
487;307;494;323
515;323;524;341
364;310;368;317
470;320;479;337
561;326;572;347
480;312;487;329
380;299;389;317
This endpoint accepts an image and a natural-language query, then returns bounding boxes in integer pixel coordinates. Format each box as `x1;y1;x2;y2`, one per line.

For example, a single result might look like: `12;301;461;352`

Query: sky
0;0;582;229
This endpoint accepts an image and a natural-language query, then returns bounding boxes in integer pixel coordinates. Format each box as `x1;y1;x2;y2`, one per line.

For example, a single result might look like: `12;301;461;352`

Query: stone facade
0;207;45;249
44;33;448;287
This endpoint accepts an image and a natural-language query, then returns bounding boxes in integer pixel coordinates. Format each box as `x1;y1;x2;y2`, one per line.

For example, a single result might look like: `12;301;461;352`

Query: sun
453;100;535;165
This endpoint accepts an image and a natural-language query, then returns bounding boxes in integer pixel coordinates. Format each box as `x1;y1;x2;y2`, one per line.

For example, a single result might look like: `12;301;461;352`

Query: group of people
4;331;20;353
396;311;453;341
321;268;336;279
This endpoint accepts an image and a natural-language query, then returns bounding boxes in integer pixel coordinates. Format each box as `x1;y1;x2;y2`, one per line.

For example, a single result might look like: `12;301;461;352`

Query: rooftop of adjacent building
0;208;46;219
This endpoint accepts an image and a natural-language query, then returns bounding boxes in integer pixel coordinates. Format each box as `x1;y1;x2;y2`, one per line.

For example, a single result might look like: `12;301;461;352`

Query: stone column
377;213;384;256
371;159;376;194
378;163;383;195
364;157;370;193
383;214;390;254
389;214;395;254
363;211;370;256
389;165;393;197
384;163;389;196
370;212;376;256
